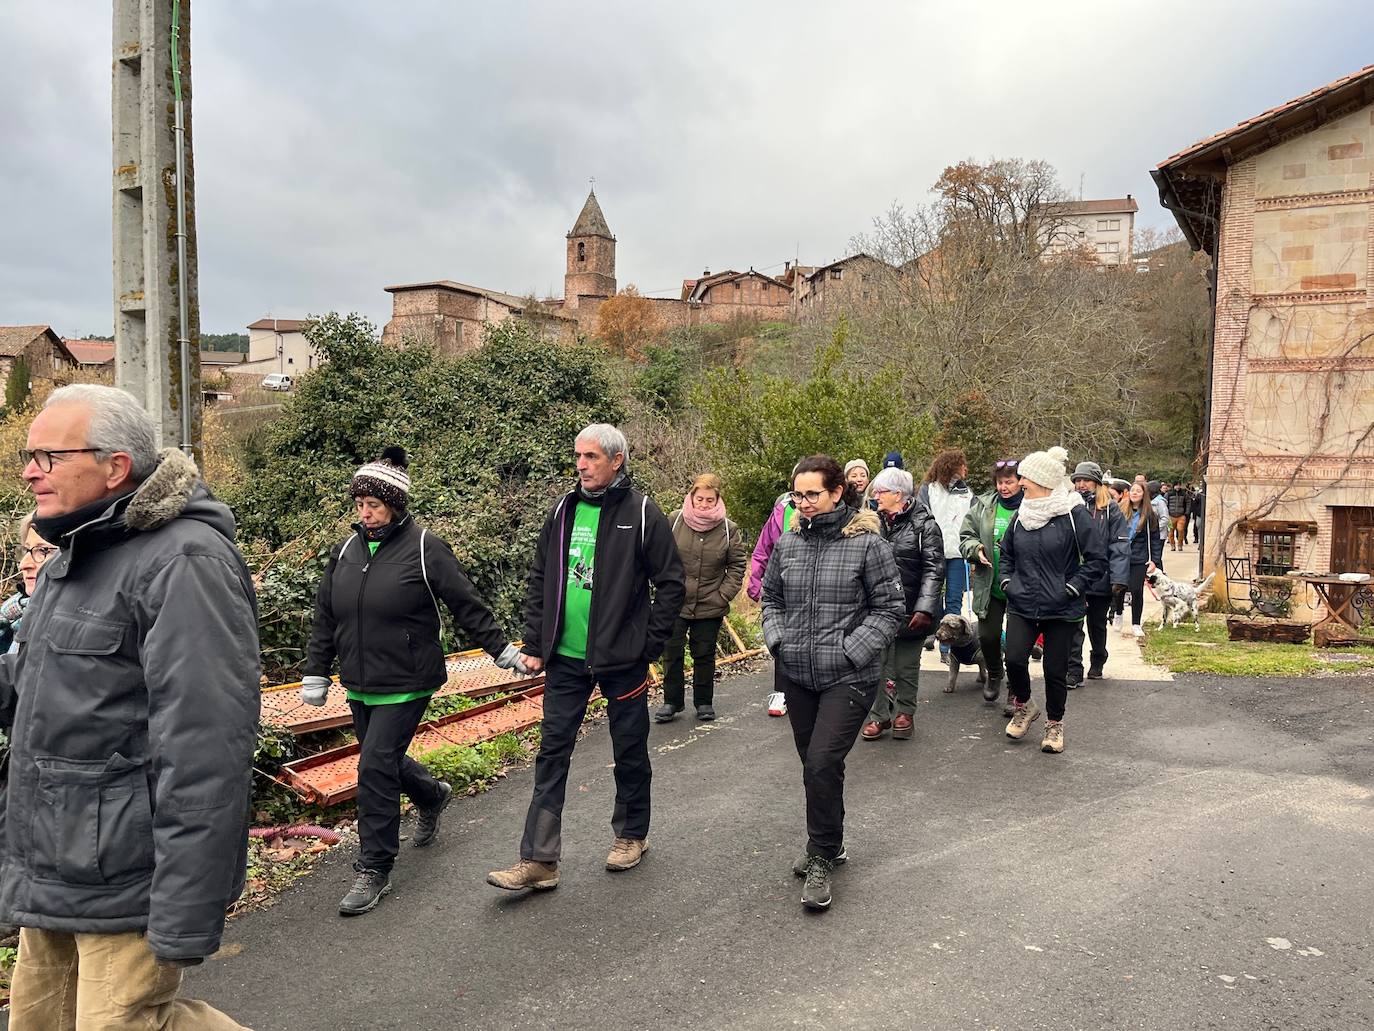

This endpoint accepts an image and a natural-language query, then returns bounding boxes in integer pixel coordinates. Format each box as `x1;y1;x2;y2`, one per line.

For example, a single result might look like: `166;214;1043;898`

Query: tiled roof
247;318;311;332
0;325;60;358
1041;197;1139;216
63;339;115;365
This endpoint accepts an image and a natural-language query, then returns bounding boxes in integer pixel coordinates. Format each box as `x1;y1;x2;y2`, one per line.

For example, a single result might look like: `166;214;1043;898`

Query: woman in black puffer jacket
997;448;1106;756
860;466;943;742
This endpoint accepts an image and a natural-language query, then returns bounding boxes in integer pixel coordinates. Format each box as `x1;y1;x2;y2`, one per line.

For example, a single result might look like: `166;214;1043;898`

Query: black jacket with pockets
998;507;1108;622
522;479;686;675
306;516;508;695
881;502;945;638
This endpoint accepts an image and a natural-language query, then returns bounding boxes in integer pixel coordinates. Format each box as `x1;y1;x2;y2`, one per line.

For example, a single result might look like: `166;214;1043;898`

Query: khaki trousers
9;928;247;1031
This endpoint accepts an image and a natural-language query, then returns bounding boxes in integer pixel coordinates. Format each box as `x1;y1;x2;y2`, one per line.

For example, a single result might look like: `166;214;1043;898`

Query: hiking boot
793;844;847;877
1030;644;1044;661
653;703;681;723
486;859;560;891
411;781;454;848
1005;698;1041;740
924;638;935;651
606;837;649;871
801;855;835;910
861;720;890;741
982;675;1002;703
892;713;914;740
1066;679;1081;691
695;704;715;721
1041;720;1065;754
338;869;391;916
1086;665;1104;680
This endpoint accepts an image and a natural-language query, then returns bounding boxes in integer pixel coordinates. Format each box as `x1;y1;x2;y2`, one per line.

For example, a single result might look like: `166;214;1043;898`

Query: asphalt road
190;664;1374;1031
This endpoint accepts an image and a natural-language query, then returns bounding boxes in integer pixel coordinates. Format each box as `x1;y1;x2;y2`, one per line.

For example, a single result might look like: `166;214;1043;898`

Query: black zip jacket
1079;495;1131;597
522;478;686;675
998;507;1107;621
306;516;508;695
1123;507;1166;567
880;501;945;638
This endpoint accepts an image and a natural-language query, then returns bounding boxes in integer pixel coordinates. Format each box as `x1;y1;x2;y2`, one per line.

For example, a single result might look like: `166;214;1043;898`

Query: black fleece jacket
522;478;685;675
306;516;508;695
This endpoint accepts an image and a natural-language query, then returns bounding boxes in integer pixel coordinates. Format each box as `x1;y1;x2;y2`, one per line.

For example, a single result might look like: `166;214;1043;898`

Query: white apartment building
235;317;320;376
1041;196;1139;265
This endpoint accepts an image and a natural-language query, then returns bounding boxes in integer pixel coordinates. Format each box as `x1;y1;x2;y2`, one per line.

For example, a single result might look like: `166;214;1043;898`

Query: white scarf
1016;483;1084;531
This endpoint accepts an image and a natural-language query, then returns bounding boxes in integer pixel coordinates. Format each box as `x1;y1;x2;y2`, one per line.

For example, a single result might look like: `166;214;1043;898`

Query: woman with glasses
761;455;903;911
958;460;1025;713
860;467;943;742
1;514;58;654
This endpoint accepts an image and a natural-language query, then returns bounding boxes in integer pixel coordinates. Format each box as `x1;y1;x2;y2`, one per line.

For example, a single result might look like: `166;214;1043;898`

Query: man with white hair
488;423;684;891
0;385;258;1027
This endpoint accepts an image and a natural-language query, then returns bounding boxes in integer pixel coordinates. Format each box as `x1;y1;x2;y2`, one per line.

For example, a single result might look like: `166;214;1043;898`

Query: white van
261;373;293;391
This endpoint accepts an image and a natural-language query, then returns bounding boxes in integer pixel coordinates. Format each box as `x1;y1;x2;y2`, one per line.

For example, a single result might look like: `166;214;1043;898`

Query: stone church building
382;190;792;353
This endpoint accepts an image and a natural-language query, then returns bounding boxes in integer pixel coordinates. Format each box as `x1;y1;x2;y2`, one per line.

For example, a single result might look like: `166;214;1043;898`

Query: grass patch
1141;615;1374;676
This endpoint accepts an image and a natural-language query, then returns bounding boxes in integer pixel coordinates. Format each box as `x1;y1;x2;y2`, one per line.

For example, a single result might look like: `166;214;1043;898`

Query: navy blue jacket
1123;506;1165;567
998;507;1107;622
1079;495;1130;597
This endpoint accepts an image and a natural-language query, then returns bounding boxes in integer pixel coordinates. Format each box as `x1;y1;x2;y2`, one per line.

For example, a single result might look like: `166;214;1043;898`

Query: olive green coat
669;511;749;620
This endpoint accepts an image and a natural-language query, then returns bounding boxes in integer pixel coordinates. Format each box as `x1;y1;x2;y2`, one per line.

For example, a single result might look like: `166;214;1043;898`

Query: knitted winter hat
350;446;411;511
843;458;870;479
1071;461;1103;485
1018;446;1070;489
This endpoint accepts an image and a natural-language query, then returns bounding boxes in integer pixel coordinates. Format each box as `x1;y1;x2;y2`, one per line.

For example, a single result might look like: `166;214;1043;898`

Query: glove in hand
300;676;330;707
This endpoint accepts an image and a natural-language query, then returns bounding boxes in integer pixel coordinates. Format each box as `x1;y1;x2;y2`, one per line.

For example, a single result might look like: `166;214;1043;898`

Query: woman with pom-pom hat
302;446;530;915
995;447;1106;754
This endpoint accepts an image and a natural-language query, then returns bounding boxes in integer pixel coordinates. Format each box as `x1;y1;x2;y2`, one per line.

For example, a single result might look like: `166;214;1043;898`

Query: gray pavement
190;662;1374;1031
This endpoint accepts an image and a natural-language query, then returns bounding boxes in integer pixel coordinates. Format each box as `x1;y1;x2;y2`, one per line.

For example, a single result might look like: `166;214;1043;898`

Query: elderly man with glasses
0;385;258;1029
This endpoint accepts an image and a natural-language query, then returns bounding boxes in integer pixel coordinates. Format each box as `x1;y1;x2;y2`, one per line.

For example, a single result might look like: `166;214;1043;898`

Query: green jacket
959;491;1013;619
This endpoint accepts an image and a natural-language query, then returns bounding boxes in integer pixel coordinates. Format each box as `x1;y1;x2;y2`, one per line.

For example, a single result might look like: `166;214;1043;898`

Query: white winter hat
1017;446;1070;489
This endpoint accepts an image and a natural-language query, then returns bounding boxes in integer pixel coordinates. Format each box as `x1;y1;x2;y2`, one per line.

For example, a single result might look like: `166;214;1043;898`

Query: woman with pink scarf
655;473;749;723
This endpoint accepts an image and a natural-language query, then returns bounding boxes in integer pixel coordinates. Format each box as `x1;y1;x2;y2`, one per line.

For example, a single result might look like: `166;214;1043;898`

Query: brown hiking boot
606;837;649;871
891;713;914;740
486;859;560;891
1041;720;1065;754
861;720;890;741
1005;698;1041;740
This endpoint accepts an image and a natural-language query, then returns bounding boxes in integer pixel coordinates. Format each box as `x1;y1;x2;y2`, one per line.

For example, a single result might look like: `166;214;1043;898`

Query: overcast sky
2;1;1371;337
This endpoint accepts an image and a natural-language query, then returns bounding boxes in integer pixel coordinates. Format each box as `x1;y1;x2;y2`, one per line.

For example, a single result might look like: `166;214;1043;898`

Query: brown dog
933;614;988;694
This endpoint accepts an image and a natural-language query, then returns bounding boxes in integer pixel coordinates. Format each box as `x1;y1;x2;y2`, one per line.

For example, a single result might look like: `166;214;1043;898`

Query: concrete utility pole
112;0;201;455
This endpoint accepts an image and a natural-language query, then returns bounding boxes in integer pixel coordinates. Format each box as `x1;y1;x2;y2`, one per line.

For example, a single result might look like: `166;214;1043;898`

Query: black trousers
1126;562;1148;626
1005;613;1075;722
780;670;877;861
521;654;652;863
349;695;445;875
660;616;723;708
1068;594;1111;683
980;593;1008;680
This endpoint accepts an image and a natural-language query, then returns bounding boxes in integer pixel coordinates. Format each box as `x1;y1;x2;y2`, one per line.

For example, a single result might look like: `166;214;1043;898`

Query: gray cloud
2;0;1370;336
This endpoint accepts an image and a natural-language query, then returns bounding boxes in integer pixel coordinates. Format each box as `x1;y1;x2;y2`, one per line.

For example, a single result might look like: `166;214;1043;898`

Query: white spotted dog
1144;568;1216;630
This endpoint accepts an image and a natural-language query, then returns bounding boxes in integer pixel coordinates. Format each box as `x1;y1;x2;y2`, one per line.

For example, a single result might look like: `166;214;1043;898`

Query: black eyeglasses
788;490;829;505
17;545;58;563
18;448;102;473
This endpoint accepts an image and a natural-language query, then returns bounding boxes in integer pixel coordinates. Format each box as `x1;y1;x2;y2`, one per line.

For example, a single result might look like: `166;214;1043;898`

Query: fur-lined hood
126;448;202;531
789;504;881;540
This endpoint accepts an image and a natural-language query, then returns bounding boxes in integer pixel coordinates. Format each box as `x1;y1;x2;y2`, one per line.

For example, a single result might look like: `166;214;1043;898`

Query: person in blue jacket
1118;481;1165;640
1067;462;1129;686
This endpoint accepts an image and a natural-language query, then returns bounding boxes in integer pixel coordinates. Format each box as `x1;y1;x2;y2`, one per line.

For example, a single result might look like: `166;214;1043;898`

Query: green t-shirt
783;502;796;532
347;538;435;707
990;501;1015;600
555;502;602;660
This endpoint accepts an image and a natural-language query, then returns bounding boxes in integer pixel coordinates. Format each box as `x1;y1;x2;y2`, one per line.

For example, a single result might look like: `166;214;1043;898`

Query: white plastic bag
767;691;788;717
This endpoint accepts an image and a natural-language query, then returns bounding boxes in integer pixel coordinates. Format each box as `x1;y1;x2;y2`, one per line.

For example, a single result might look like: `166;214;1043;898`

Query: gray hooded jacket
0;450;259;962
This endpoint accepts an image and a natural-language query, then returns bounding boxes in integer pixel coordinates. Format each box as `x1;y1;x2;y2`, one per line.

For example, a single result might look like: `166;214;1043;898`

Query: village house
0;326;76;383
795;254;899;314
64;338;116;371
1153;62;1374;601
234;317;321;377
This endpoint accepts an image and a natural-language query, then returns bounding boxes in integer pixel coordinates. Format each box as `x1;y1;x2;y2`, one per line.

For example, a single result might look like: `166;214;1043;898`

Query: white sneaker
1132;624;1144;639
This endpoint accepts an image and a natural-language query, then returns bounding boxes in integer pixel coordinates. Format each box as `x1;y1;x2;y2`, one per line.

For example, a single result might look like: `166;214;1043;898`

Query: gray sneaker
411;781;453;848
338;869;391;916
801;855;835;910
793;845;847;877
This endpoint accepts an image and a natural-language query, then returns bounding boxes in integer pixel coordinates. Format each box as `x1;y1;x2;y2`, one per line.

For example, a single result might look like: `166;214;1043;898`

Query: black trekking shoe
793;844;847;877
1086;666;1104;680
801;855;835;910
695;704;715;721
411;781;453;848
653;704;682;723
982;676;1001;703
924;638;935;651
1066;680;1082;691
339;869;391;916
1030;644;1044;661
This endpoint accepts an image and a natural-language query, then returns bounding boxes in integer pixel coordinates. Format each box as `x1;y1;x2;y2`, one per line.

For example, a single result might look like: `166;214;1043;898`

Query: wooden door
1331;507;1374;573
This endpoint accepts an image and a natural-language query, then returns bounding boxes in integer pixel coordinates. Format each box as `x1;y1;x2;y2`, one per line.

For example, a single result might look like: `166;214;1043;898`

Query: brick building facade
1154;64;1374;599
0;326;76;383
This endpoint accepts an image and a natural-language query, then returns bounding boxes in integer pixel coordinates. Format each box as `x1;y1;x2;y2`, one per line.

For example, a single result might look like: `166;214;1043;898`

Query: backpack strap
1066;510;1085;566
418;528;442;629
